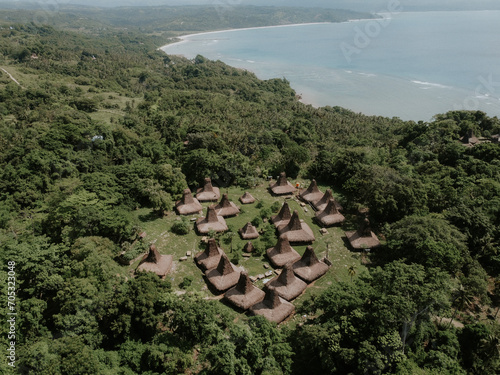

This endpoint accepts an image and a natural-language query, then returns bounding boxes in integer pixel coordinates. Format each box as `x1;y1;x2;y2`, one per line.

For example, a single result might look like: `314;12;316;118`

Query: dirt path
434;316;464;329
0;67;22;87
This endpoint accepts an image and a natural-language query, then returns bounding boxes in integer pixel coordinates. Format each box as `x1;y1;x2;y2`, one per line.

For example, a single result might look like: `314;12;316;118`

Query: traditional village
132;173;380;324
2;4;500;372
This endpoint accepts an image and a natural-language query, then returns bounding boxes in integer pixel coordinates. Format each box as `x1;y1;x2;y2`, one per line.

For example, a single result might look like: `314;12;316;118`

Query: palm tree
478;332;500;374
493;278;500;320
223;231;235;253
348;265;356;282
480;333;500;359
448;284;474;329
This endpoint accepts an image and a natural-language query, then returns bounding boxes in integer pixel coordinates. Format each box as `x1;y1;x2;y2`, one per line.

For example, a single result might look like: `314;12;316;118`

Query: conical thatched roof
239;222;259;240
315;199;345;227
298;179;324;203
214;193;240;217
224;272;266;310
312;189;343;212
292;246;329;283
265;263;307;301
344;218;380;249
205;253;240;293
243;241;255;253
280;210;302;231
175;189;203;215
269;172;296;195
248;288;295;323
460;129;480;146
277;210;315;243
196;206;228;234
239;192;256;204
271;202;292;228
136;245;173;278
194;238;224;271
266;235;301;268
196;177;221;202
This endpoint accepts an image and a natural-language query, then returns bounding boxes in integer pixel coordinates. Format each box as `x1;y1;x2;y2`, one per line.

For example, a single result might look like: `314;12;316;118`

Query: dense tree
291;261;452;375
1;13;499;375
384;215;469;273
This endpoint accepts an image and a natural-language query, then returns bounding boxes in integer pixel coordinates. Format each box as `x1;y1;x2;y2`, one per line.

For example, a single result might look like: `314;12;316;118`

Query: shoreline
159;9;495;52
158;17;380;113
160;22;331;51
160;17;378;51
158;9;493;51
158;10;500;121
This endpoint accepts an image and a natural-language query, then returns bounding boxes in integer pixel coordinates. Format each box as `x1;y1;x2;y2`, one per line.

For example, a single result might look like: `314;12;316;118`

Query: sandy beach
160;13;381;52
160;22;333;51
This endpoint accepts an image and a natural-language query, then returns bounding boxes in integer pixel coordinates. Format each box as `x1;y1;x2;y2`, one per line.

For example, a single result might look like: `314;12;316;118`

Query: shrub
179;276;193;289
271;201;281;213
171;217;191;235
259;207;272;220
251;216;263;228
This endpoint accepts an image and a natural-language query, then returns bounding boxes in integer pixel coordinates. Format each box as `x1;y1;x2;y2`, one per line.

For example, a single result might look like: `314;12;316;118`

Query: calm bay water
162;11;500;121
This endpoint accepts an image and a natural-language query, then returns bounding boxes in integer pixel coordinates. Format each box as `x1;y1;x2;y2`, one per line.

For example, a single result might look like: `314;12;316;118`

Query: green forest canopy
0;8;499;375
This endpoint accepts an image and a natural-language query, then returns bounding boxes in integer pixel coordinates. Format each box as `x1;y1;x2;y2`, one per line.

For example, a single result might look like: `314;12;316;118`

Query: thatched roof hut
312;189;342;212
243;241;255;253
292;246;329;283
315;199;345;227
266;235;301;268
239;192;256;204
214;193;240;217
196;177;220;202
265;263;307;301
239;222;259;240
298;179;324;203
195;206;228;234
460;129;480;146
175;189;203;215
224;272;266;310
205;253;240;293
271;201;292;228
136;245;173;278
277;210;315;243
194;238;224;271
269;172;296;195
344;218;380;249
248;288;295;324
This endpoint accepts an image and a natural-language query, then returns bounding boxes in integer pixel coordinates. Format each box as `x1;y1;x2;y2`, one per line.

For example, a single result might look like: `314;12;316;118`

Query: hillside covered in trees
0;7;500;375
0;4;375;36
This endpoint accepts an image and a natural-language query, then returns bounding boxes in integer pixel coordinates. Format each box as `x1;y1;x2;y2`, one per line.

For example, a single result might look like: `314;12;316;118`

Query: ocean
161;11;500;121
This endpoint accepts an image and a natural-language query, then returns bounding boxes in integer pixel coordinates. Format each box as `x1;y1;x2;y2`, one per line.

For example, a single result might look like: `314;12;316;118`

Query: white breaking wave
411;80;451;89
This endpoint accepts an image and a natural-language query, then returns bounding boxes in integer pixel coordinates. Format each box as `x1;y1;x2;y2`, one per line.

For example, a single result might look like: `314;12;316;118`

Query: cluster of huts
460;130;500;147
136;173;381;323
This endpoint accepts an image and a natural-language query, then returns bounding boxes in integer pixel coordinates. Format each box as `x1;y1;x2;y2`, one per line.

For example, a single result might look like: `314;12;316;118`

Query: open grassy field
129;179;372;320
0;60;140;129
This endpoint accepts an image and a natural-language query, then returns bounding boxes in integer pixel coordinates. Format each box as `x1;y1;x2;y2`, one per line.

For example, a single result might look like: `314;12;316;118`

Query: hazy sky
1;0;500;11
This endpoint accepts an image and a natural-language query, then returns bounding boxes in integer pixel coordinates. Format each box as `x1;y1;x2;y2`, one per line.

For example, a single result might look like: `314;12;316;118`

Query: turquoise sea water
161;11;500;121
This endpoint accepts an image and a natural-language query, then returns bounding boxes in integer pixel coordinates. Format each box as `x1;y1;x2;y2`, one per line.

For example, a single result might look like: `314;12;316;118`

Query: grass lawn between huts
128;180;372;322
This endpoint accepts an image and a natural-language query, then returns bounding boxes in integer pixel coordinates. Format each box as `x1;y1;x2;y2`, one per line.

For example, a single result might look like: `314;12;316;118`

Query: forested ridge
0;11;499;375
0;5;375;37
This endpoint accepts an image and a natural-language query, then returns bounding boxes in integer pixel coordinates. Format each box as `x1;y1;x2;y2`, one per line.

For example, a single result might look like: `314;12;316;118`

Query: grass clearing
129;180;369;319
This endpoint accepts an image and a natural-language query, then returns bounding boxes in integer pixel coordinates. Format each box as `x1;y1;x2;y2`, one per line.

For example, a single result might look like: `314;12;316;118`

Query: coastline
160;22;332;51
159;10;492;51
159;16;379;52
158;11;500;121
